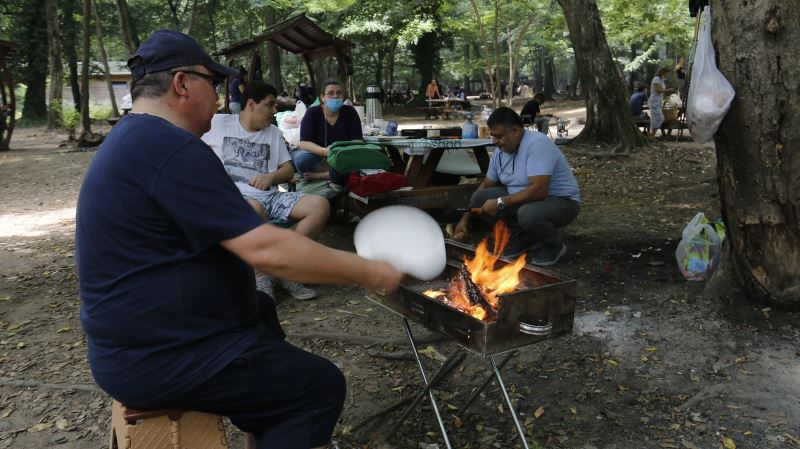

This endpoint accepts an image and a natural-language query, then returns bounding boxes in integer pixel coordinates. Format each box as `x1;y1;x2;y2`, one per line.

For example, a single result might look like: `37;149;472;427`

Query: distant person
628;84;648;120
520;92;553;134
648;67;675;138
425;79;441;100
295;80;363;192
453;107;580;265
229;66;246;114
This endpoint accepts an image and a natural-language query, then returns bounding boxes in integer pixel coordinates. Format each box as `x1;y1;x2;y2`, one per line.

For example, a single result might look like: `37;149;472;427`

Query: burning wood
459;265;497;320
422;221;526;322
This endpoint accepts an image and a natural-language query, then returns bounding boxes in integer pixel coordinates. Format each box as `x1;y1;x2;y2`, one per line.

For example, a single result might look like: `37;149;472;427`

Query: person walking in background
229;66;246;114
648;67;675;139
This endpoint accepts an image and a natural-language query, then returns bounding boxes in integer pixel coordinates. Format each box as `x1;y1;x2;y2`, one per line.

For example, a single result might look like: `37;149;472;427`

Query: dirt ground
0;102;798;449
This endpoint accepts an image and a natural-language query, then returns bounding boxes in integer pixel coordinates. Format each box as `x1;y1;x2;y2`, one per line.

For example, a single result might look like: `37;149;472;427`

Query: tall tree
114;0;139;55
19;0;48;122
184;0;200;35
711;2;799;310
63;0;83;112
264;7;283;90
557;0;646;153
93;0;119;117
46;0;63;129
78;0;92;141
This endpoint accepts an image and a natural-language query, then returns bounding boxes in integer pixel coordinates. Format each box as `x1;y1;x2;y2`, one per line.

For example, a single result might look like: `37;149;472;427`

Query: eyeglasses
170;70;224;89
324;91;344;98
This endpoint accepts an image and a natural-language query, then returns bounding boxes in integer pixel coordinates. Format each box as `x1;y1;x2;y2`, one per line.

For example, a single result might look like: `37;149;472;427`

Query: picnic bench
420;106;455;120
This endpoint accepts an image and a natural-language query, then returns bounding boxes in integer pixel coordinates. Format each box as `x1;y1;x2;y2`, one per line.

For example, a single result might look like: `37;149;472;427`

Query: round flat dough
354;206;446;281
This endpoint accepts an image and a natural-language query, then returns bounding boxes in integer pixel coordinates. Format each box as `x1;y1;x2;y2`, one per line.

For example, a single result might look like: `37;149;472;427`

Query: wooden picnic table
365;136;492;188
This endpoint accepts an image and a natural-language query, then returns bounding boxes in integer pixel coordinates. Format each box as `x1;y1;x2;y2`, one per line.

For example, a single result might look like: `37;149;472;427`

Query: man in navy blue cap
76;30;403;449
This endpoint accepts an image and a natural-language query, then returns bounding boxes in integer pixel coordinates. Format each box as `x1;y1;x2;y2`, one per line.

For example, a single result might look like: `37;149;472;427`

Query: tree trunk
387;40;397;91
412;32;440;106
184;0;199;35
567;63;578;100
93;0;119;117
462;42;470;93
21;0;49;122
711;2;800;310
79;0;92;139
556;0;646;153
63;0;82;112
492;0;501;105
468;0;496;105
264;7;282;90
47;0;63;130
505;19;533;104
543;55;556;100
166;0;180;29
115;0;139;55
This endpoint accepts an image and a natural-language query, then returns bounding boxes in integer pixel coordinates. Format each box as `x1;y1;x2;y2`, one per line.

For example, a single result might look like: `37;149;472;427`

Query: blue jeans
293;150;349;186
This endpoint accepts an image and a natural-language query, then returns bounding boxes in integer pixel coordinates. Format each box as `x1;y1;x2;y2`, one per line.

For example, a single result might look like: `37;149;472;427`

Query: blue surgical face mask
326;98;344;112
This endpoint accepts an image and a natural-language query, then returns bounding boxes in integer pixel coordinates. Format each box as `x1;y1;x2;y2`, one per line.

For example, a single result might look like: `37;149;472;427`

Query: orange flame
422;221;524;321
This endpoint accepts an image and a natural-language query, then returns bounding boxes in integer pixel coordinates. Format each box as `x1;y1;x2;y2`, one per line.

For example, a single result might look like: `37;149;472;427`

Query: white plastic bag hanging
686;6;735;144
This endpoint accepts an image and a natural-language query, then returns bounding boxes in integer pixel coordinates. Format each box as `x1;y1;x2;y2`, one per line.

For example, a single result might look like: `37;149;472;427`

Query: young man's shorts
241;190;305;221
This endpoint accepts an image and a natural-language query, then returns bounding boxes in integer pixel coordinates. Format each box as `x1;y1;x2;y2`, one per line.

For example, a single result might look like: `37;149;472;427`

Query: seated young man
203;81;329;300
520;92;553;134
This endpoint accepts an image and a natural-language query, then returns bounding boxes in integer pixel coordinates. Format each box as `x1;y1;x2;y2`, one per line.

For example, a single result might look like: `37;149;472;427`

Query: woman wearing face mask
295;80;364;191
647;67;675;139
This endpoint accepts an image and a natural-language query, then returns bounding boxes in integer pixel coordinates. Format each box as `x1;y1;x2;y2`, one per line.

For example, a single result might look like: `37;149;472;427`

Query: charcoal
459;265;497;320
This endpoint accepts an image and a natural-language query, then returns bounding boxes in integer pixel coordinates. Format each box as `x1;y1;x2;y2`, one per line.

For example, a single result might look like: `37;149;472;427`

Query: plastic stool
109;400;229;449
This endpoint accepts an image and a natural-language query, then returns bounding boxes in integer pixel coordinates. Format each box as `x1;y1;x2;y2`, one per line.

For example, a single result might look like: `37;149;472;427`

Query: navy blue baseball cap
128;29;236;82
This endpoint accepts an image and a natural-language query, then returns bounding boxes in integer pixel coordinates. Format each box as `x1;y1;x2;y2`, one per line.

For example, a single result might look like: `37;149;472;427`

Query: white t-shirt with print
201;114;292;195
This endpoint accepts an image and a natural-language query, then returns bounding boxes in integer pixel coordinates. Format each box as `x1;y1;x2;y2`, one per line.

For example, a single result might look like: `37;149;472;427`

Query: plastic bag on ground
686;6;735;144
675;212;725;281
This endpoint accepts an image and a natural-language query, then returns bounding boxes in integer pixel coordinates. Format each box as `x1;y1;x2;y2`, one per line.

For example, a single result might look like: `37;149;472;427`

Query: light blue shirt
486;130;580;202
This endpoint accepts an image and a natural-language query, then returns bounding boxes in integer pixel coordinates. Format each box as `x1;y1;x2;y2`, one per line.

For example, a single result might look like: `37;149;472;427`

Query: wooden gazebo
0;40;18;151
216;13;354;103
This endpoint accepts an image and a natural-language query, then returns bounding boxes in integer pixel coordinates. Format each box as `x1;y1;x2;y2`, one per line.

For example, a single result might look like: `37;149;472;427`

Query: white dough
354;206;447;281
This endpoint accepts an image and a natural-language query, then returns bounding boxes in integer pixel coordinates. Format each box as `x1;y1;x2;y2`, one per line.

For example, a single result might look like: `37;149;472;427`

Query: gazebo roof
215;13;354;61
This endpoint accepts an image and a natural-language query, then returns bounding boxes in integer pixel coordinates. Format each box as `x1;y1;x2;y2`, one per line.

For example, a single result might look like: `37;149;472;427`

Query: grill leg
489;355;531;449
402;318;453;449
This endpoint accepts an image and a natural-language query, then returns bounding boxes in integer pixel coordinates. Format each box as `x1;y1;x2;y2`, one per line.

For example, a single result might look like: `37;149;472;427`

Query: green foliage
59;104;81;139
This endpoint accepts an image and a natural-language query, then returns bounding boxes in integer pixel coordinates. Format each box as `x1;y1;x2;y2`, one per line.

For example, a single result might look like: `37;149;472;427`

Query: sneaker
530;243;567;266
256;275;275;298
502;238;537;258
279;280;317;300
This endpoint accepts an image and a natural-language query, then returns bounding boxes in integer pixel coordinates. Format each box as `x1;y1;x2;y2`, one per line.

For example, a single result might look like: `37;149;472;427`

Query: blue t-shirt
76;114;266;407
486;130;580;202
629;91;647;116
299;104;363;147
230;77;243;103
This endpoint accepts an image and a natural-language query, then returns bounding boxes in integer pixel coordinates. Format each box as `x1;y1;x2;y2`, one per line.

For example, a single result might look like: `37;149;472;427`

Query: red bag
348;172;409;196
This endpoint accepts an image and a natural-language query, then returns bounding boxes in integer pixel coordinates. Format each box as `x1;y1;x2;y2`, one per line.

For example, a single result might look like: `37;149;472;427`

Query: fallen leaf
2;409;14;418
534;406;545;419
617;384;628;391
569;407;577;415
454;416;463;428
16;341;24;349
446;403;458;411
644;347;659;352
313;317;326;321
722;436;736;449
28;423;53;432
606;359;618;366
57;326;72;333
55;418;69;430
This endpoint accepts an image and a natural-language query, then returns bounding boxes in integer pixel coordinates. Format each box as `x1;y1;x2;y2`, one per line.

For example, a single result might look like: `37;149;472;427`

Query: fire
423;221;525;321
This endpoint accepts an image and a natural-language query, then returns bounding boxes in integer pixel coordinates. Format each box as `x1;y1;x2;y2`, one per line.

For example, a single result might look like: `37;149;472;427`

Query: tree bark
505;19;533;104
47;0;63;129
115;0;139;55
184;0;199;35
63;0;82;112
264;7;282;90
21;0;49;122
79;0;92;138
93;0;118;117
711;2;800;310
556;0;646;153
468;0;497;106
543;55;556;100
